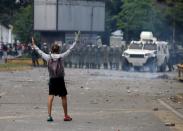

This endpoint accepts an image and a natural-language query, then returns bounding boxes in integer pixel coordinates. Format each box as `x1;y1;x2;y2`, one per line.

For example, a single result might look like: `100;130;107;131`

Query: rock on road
0;68;183;131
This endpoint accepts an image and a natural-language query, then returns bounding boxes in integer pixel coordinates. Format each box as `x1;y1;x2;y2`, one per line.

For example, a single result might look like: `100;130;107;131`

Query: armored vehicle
122;31;169;72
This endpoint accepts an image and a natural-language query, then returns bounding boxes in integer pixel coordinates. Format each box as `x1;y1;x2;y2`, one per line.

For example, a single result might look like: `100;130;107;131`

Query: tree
13;5;33;43
0;0;19;25
0;0;34;43
0;0;31;25
115;0;167;41
101;0;123;45
163;0;183;44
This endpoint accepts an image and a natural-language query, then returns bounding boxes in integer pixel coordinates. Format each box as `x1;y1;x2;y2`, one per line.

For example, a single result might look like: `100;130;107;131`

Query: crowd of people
29;43;125;70
0;43;31;59
1;41;180;72
0;41;125;69
60;44;124;70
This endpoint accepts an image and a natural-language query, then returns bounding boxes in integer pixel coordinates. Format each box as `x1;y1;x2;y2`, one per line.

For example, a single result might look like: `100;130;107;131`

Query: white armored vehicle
122;31;169;72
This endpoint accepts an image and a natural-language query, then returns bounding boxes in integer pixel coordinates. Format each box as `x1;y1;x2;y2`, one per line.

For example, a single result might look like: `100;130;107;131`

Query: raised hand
74;31;80;42
32;37;35;48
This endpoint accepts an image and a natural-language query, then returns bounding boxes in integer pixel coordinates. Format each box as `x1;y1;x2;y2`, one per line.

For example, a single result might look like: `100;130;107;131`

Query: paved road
0;68;183;131
0;59;4;64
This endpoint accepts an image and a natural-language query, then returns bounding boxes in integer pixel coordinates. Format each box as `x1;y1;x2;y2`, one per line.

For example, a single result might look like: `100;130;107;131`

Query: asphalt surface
0;59;4;64
0;68;183;131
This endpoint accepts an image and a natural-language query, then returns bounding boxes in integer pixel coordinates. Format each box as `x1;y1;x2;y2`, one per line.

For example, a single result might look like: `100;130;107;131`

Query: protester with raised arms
32;32;80;122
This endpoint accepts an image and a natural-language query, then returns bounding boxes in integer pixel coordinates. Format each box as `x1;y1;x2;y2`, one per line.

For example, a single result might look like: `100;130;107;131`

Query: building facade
0;24;14;44
34;0;105;45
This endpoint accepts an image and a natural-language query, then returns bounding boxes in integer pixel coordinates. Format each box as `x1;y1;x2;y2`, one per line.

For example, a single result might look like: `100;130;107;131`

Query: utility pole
171;2;176;65
172;16;175;54
0;25;3;43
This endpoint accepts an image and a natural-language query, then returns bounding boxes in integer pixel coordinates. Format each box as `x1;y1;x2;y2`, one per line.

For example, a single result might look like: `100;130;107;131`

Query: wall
34;0;105;32
0;24;14;44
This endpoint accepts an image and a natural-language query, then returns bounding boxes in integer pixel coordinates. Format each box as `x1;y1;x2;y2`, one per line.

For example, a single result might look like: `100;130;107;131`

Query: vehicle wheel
146;58;157;72
149;59;158;72
134;66;141;72
122;58;130;71
160;59;167;72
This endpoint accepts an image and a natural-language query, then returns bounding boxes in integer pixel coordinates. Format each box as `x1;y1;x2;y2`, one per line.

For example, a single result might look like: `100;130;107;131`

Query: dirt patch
170;93;183;103
7;58;43;65
0;66;32;72
176;93;183;103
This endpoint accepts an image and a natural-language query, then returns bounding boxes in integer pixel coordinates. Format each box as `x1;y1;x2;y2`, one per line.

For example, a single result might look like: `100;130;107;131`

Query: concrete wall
0;24;14;44
65;33;98;45
57;0;105;31
34;0;57;31
34;0;105;32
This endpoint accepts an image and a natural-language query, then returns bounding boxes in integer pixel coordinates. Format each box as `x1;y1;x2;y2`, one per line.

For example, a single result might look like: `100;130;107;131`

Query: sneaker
47;116;53;122
64;115;72;121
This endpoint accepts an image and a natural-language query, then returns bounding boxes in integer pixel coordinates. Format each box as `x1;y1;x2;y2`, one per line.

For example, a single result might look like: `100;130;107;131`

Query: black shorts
49;77;67;97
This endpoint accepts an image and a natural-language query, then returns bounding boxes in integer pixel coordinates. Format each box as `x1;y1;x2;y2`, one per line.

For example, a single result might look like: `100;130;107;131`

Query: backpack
48;57;65;78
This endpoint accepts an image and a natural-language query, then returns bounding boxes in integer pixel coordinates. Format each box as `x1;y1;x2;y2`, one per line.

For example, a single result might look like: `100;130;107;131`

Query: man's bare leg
61;96;72;121
61;96;68;116
48;95;54;117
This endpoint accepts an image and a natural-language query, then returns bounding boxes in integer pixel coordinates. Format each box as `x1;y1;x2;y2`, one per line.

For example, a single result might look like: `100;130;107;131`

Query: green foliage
13;5;33;43
156;0;183;44
0;0;19;25
0;0;34;43
115;0;164;40
101;0;122;45
105;0;183;44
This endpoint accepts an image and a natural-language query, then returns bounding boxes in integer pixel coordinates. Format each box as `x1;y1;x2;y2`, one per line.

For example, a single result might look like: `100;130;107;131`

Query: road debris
153;108;159;111
105;99;109;102
165;123;175;126
169;94;183;103
126;86;130;89
34;106;40;109
80;86;84;88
